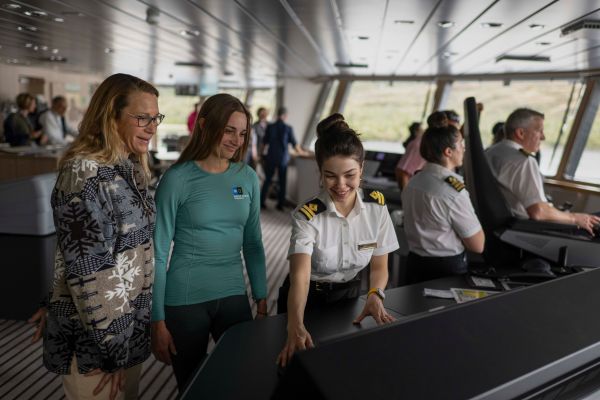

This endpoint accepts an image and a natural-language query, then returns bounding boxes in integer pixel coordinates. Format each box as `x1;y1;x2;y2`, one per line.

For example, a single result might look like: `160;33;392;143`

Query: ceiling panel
1;0;600;87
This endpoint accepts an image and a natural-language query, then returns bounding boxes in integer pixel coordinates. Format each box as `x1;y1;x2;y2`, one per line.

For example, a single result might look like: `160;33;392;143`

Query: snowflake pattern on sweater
43;157;155;375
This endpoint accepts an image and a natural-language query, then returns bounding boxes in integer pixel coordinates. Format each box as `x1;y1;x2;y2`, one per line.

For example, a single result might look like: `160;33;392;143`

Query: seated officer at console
486;108;600;235
402;125;485;284
276;113;399;367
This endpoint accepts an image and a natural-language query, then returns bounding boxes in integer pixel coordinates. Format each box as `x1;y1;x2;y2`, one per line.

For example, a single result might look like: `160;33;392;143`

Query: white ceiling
1;0;600;87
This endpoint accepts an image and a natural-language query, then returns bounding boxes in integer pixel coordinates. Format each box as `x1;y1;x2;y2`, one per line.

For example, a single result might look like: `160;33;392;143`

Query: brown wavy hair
177;93;251;163
314;113;364;170
59;73;159;178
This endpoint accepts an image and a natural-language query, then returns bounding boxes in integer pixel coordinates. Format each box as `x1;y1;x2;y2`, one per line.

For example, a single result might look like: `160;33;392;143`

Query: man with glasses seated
401;125;485;284
486;108;600;236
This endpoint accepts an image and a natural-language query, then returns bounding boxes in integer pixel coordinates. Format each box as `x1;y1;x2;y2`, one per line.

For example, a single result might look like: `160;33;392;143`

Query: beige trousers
62;357;142;400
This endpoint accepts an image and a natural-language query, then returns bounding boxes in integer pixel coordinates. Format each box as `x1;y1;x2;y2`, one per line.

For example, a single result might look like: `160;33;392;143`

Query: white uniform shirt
39;110;78;145
486;139;546;219
288;189;399;282
401;163;482;257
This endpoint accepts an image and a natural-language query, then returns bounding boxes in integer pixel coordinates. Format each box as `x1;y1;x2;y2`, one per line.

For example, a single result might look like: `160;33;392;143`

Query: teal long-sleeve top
152;160;267;321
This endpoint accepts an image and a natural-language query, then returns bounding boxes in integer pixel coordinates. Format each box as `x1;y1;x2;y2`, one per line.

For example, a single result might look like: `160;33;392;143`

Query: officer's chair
462;97;598;269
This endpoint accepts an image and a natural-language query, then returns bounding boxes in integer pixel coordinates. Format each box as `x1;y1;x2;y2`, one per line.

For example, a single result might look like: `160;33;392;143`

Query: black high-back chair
462;97;599;269
462;97;521;268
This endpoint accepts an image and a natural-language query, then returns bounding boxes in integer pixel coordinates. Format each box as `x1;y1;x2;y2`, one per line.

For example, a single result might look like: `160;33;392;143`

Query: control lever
557;246;569;274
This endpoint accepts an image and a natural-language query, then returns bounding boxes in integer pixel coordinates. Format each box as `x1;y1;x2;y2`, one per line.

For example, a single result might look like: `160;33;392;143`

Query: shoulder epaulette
519;148;535;157
297;198;327;221
445;176;465;192
364;190;385;206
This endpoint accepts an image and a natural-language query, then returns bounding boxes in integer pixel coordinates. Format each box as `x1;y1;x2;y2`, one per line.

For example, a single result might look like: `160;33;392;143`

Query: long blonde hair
60;73;159;178
177;93;251;164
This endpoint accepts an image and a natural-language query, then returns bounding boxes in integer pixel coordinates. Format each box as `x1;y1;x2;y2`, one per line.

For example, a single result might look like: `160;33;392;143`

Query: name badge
232;186;249;200
357;242;377;251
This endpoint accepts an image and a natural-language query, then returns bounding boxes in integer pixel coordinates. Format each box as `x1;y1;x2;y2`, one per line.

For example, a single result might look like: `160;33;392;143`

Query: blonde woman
34;73;161;400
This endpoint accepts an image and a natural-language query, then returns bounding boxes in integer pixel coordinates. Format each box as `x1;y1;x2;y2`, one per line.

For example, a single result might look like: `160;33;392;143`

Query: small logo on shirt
232;186;249;200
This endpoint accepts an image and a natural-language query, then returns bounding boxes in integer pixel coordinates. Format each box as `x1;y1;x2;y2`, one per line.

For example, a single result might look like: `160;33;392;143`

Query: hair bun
316;113;350;138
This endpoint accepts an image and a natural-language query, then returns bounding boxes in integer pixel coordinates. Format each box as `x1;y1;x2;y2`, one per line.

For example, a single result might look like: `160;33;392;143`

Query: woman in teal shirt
151;94;268;390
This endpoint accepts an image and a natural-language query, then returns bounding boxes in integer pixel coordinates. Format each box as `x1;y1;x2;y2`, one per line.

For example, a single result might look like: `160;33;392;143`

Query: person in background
395;112;447;189
402;124;484;284
491;121;505;146
39;95;79;145
402;121;423;149
151;93;268;390
486;108;600;235
245;107;269;169
31;73;160;400
260;107;306;210
444;110;461;128
254;106;269;156
3;93;45;146
187;102;201;134
276;113;399;367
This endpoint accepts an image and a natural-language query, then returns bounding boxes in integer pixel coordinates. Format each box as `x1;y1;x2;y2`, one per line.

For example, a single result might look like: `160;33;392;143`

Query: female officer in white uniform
276;113;399;367
401;125;485;284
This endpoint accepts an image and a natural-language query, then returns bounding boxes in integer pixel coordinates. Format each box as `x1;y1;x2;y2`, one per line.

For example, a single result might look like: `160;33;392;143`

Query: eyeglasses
127;112;165;127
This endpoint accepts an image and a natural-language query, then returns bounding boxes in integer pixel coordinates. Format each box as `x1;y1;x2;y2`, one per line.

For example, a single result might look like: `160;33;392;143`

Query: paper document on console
451;288;499;304
423;288;454;299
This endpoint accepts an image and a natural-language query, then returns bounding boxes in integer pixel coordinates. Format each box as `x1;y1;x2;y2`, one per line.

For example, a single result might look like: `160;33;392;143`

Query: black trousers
164;295;252;391
406;251;467;284
277;275;361;314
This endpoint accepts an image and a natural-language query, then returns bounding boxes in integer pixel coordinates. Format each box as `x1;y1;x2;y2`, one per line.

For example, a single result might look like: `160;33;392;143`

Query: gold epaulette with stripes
364;190;385;206
519;148;535;157
297;198;327;221
445;176;465;192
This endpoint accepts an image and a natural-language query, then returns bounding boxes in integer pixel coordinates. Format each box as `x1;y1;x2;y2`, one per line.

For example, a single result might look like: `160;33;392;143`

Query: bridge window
445;80;585;177
343;81;432;153
574;109;600;185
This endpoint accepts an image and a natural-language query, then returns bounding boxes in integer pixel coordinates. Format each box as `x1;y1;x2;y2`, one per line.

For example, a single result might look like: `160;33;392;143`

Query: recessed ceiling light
25;43;32;47
32;10;47;17
481;22;503;28
394;20;414;24
334;62;368;68
33;45;39;50
179;29;200;37
174;61;207;67
442;51;458;59
23;10;31;16
4;3;21;9
496;54;550;62
52;48;59;53
17;26;23;31
536;41;551;46
357;36;369;40
40;45;48;51
53;17;64;22
438;21;455;28
529;24;545;30
104;48;113;53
